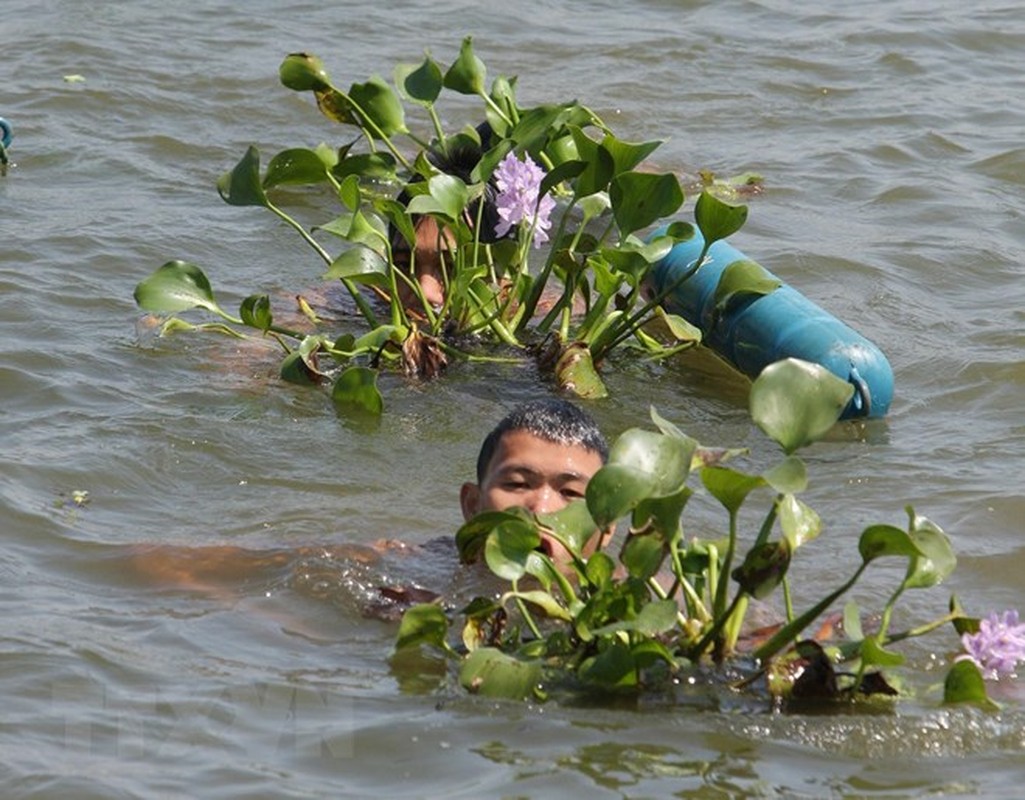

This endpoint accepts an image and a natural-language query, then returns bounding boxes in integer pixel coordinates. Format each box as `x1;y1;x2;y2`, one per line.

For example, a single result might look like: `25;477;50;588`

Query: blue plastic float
648;226;893;419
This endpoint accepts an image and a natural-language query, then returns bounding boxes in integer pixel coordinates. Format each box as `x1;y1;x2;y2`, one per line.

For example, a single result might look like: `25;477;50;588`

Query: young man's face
460;429;606;565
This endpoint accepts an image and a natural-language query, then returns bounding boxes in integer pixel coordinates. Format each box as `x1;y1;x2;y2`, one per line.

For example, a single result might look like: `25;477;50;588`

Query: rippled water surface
3;1;1025;797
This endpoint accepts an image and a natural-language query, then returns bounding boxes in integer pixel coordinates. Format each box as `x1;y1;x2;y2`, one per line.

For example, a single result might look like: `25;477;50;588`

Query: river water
3;1;1025;797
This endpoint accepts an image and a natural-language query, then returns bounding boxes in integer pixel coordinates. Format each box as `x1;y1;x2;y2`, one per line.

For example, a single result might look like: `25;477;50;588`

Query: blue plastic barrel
648;226;893;419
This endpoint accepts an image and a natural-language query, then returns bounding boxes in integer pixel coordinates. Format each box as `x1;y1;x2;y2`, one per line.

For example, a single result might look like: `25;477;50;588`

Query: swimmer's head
472;399;608;485
461;399;609;564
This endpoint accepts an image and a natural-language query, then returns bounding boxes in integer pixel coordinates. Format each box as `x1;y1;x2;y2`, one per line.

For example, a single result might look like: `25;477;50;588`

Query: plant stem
267;202;379;327
752;562;869;663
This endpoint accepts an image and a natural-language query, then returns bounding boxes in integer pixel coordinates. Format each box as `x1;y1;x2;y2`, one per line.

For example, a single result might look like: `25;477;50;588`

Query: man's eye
561;488;585;500
503;481;529;491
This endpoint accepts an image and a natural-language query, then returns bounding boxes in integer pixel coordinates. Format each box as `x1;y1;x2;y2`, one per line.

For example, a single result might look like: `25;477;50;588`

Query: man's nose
524;485;566;515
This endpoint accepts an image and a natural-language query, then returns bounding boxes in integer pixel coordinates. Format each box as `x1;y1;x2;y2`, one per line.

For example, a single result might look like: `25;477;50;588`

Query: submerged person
125;398;609;613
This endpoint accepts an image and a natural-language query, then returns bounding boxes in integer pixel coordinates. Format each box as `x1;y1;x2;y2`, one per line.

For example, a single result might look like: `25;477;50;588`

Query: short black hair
475;399;608;483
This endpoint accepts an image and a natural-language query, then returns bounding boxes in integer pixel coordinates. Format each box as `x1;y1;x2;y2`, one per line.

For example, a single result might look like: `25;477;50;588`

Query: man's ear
460;482;480;522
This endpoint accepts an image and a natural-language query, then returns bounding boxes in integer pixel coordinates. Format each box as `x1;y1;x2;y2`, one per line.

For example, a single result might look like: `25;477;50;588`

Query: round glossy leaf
860;636;905;668
536;499;599;553
456;509;528;564
712;259;781;316
609;171;684;237
621;532;666;580
484;520;541;581
632;486;691;542
943;660;999;709
353;324;405;351
443;36;486;95
134;260;224;315
577;640;636;688
858;524;919;564
333;151;398;182
585;551;616;589
263;148;330;189
655;308;702;345
701;466;765;515
331;366;383;415
406;173;469;221
904;522;956;590
239;294;272;331
607;427;695;497
732;540;791;599
694;190;748;245
590;599;679;637
394;56;443;105
348;76;407;138
280;351;321;386
762;455;808;494
395;603;449;651
571;133;615;198
279;52;330;91
502;590;572;621
777;493;821;549
337;173;361;212
323;247;389;287
460;647;542;700
217;146;268;208
585;464;654;529
601;133;663;175
750;358;855;454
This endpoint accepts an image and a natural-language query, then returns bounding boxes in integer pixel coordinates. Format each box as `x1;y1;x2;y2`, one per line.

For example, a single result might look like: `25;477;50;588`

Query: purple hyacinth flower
956;609;1025;680
493;151;555;247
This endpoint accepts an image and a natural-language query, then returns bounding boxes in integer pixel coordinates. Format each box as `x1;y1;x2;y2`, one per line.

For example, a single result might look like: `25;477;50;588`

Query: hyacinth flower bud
279;53;331;92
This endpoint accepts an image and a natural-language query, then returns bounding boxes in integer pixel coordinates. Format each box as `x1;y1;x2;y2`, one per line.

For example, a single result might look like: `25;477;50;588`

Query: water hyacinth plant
395;359;1004;708
133;38;761;413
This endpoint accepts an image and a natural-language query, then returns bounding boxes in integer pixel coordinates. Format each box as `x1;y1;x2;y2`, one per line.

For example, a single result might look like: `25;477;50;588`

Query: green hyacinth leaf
904;511;957;590
607;427;695;497
860;636;905;668
694;190;748;245
217;146;269;208
943;660;1000;710
609;171;684;237
777;493;822;549
239;294;272;332
732;540;791;599
701;466;765;515
484;519;541;581
620;531;667;580
279;52;331;92
443;36;486;95
134;260;228;317
263;148;330;189
712;259;781;318
585;464;655;530
762;455;808;494
750;358;855;454
395;603;449;651
600;133;663;175
456;509;530;565
348;76;408;138
395;55;443;105
331;366;383;415
459;647;542;700
858;524;920;564
406;173;469;221
323;246;389;288
536;500;599;554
